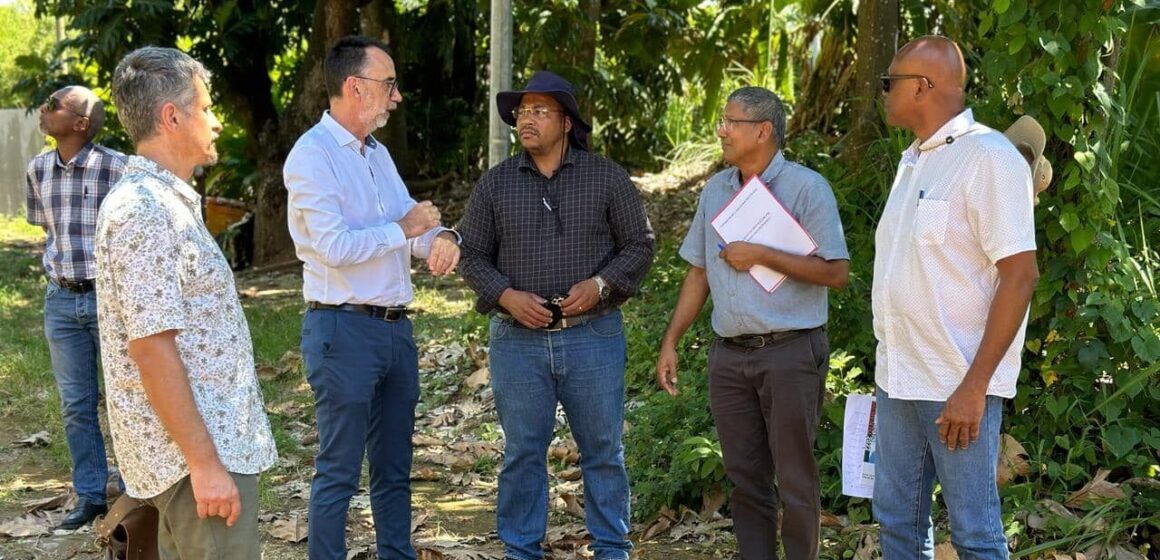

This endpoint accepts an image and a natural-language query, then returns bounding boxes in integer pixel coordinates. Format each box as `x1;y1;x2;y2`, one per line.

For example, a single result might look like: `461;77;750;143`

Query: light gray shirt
679;151;849;337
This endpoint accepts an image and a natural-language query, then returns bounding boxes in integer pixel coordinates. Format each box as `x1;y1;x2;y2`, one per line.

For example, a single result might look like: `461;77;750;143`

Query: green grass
0;217;72;471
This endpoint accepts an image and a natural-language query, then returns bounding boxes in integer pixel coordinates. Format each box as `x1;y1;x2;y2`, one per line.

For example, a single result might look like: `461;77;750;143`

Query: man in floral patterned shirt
95;46;276;558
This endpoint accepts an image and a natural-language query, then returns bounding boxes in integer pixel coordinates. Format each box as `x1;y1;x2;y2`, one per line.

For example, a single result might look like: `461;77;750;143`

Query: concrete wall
0;109;48;217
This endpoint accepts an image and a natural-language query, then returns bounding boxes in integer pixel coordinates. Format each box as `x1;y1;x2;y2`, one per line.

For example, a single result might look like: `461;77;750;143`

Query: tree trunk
575;0;601;122
363;0;414;177
842;0;898;163
253;0;362;265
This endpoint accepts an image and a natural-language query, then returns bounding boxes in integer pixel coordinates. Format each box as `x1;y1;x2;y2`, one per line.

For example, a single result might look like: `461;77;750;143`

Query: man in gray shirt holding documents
655;86;849;560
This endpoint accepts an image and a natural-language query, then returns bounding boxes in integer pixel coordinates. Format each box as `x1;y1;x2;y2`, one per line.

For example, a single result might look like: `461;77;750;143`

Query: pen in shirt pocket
717;242;726;252
917;189;925;206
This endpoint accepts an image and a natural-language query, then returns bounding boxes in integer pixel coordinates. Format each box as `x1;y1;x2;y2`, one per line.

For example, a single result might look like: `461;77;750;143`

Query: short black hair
324;35;392;99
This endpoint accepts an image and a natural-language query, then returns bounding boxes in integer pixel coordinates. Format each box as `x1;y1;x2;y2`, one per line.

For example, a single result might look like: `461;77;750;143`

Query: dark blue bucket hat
497;70;592;151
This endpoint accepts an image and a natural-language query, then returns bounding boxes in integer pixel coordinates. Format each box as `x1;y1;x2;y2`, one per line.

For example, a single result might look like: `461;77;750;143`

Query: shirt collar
54;142;95;169
730;150;787;190
321;111;378;151
901;108;975;165
125;155;201;206
517;146;577;175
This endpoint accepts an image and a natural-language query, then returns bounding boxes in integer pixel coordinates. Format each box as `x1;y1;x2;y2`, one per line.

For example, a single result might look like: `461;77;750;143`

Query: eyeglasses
879;74;934;93
354;75;398;97
716;116;766;132
512;106;563;121
44;96;89;119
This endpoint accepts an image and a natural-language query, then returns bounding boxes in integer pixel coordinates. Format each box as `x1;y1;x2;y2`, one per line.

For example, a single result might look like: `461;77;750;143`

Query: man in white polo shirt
872;36;1039;559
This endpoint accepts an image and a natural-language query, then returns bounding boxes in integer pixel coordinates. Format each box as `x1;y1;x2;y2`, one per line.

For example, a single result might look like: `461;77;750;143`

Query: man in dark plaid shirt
25;85;126;530
458;71;654;560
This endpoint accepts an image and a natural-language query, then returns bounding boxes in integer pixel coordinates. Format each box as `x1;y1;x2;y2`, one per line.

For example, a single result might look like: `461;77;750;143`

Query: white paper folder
710;175;818;292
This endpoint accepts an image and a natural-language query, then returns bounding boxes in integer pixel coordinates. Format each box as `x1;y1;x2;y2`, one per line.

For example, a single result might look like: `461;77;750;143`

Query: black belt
496;307;614;332
54;278;95;293
720;327;820;349
306;301;408;322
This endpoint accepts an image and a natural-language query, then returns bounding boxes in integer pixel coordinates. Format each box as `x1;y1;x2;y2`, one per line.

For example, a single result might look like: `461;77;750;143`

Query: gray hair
112;46;212;143
727;87;787;148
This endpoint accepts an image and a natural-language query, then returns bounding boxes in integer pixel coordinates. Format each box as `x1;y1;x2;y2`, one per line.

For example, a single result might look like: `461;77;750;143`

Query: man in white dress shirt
872;36;1039;559
283;35;459;560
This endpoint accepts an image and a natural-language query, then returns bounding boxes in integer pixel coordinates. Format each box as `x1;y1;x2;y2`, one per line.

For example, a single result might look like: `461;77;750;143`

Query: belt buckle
752;335;767;348
383;309;405;322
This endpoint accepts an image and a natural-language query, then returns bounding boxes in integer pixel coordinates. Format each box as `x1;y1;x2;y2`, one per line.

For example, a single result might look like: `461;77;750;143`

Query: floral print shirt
95;156;276;498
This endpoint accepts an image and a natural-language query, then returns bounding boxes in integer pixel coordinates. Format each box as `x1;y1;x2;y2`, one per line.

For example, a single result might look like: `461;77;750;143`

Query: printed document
842;393;877;498
710;175;817;292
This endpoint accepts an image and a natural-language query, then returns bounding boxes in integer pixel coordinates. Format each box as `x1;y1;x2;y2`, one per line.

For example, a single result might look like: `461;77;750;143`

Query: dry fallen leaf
934;542;959;560
412;510;430;534
464;367;490;391
560;493;585;518
347;543;376;559
699;486;727;521
556;467;582;481
414;434;443;447
12;430;51;448
1065;469;1126;508
0;511;55;537
1084;542;1146;560
256;364;281;380
853;532;876;560
412;467;441;481
997;433;1030;486
640;509;675;541
820;510;846;528
23;492;75;514
267;515;308;543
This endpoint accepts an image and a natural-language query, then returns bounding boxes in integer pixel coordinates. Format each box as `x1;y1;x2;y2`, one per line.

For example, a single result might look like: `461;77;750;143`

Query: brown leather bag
93;495;159;560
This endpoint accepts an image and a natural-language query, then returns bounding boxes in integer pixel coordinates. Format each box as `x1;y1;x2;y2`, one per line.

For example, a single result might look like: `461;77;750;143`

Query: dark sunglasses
44;96;89;119
879;74;935;93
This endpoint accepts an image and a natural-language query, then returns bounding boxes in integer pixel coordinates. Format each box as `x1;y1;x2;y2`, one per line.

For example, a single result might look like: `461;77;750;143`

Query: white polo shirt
872;109;1037;401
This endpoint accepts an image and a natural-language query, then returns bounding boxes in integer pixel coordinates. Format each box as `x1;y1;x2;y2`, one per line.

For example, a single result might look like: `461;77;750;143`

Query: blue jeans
488;311;632;560
301;309;419;560
44;281;109;505
872;387;1008;559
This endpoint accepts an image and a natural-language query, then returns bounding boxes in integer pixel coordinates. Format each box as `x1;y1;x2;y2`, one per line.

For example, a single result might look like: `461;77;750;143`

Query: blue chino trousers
301;309;419;560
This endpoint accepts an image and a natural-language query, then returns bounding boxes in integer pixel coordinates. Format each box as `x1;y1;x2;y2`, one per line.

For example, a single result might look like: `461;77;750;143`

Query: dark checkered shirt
26;143;127;281
458;149;655;314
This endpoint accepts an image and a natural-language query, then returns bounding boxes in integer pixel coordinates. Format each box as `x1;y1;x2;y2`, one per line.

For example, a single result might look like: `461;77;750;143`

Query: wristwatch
593;276;611;301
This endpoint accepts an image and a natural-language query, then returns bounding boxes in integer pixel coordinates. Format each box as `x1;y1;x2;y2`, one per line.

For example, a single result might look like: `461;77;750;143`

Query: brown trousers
708;327;828;560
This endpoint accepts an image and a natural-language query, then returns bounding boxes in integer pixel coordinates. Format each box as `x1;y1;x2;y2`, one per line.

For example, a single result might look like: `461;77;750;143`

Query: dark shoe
58;499;107;530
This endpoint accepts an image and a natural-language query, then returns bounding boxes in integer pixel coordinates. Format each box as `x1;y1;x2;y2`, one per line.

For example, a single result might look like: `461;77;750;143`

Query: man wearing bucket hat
872;36;1040;558
1004;115;1053;205
458;70;654;560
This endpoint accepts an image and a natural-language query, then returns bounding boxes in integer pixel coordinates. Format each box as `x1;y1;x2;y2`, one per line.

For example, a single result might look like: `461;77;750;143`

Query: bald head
56;86;107;140
892;36;966;104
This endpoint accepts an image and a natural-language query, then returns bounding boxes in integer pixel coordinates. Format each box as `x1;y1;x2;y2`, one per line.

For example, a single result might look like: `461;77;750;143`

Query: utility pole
487;0;512;168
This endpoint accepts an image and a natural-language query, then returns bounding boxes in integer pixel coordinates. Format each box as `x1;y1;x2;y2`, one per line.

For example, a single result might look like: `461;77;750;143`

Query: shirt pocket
913;199;950;245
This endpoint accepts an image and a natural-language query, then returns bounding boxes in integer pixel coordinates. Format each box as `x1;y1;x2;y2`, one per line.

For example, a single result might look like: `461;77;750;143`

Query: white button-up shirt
284;112;447;306
873;109;1037;401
